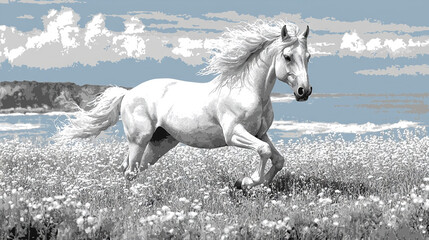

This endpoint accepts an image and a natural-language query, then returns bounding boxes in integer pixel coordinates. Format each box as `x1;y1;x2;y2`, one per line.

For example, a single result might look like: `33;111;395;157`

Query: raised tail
56;86;128;140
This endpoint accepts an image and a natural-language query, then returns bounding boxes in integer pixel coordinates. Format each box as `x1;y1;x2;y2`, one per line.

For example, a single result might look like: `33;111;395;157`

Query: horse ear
281;25;288;40
302;25;310;38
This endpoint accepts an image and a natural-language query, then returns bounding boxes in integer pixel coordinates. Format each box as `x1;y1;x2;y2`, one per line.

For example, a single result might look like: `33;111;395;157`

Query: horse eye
284;55;292;62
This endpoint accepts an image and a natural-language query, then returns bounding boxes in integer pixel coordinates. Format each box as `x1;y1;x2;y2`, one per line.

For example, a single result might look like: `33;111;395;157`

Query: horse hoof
124;170;137;181
234;177;253;189
234;177;244;189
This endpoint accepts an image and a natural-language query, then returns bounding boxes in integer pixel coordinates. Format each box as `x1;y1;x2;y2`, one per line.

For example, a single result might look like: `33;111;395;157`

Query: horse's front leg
226;124;272;189
260;134;285;185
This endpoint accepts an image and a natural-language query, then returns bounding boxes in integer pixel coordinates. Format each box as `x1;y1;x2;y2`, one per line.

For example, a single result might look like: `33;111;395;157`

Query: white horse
58;20;312;189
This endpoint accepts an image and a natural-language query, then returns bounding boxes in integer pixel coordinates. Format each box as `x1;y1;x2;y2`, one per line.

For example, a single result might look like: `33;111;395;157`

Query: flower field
1;128;429;239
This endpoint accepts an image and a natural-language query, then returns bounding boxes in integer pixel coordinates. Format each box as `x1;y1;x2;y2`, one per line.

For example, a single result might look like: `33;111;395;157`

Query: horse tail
56;86;128;140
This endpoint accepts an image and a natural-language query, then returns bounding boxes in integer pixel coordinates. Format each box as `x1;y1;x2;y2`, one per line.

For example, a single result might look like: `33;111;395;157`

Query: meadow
1;128;429;239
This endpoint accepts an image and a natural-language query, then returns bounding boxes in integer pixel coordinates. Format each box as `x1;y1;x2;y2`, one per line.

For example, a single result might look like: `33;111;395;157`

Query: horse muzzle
294;86;312;102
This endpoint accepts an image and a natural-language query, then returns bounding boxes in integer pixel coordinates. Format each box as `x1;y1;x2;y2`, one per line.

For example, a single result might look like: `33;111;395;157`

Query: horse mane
199;19;300;88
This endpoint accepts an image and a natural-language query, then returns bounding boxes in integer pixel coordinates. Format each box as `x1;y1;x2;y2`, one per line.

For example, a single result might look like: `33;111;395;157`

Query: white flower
318;197;333;205
188;212;198;218
76;216;84;226
34;214;43;221
161;206;170;212
85;227;92;234
370;196;380;202
87;216;95;225
160;212;175;222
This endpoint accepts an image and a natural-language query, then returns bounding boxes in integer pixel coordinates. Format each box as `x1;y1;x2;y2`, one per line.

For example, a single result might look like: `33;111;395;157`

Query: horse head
274;25;312;102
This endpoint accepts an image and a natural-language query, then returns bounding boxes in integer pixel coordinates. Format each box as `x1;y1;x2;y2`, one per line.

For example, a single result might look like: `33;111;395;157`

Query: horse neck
243;44;277;102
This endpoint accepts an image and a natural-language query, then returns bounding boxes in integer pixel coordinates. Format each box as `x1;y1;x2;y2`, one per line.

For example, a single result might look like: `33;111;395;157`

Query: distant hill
0;81;110;113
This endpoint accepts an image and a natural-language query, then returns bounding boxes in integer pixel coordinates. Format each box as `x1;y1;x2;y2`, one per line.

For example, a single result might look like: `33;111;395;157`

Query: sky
0;0;429;95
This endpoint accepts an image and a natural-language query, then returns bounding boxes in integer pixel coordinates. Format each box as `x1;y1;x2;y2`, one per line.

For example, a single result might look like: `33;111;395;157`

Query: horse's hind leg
124;142;147;181
119;153;129;173
141;131;179;167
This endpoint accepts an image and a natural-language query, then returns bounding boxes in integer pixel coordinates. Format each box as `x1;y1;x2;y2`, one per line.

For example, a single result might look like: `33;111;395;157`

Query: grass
1;127;429;239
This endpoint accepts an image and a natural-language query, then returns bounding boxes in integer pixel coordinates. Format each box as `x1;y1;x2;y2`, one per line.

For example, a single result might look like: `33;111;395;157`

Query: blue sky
1;0;429;95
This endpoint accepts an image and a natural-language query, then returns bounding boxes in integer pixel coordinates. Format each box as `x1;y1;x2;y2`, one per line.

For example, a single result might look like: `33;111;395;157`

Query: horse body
58;20;312;189
122;78;227;148
123;59;276;149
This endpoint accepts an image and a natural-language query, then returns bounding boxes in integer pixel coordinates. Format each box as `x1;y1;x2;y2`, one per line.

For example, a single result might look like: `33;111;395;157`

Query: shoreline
0;111;74;116
0;108;75;116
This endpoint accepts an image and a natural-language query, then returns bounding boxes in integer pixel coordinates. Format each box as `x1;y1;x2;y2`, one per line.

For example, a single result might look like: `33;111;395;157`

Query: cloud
172;38;203;58
201;11;429;58
17;14;34;19
1;0;81;4
338;31;429;58
357;100;429;114
1;8;429;69
0;8;225;68
271;120;420;137
340;31;366;53
355;64;429;76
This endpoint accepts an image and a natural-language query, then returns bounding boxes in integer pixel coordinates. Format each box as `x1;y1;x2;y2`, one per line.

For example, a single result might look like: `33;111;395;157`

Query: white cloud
355;64;429;76
0;8;223;68
340;32;410;55
25;9;79;50
366;38;382;51
105;11;429;59
113;35;146;57
1;9;429;69
384;39;406;52
84;14;111;47
271;120;420;137
13;0;81;4
124;17;145;34
6;46;25;62
408;39;429;47
1;0;81;4
300;16;429;34
17;14;34;19
172;38;203;58
340;31;366;53
339;32;429;58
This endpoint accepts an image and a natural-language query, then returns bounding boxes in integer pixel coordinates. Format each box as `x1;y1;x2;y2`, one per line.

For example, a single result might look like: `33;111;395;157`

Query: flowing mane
199;19;300;87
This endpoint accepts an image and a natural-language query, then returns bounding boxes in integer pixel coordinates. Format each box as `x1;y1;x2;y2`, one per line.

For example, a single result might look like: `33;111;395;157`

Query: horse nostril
297;87;304;96
309;86;312;96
